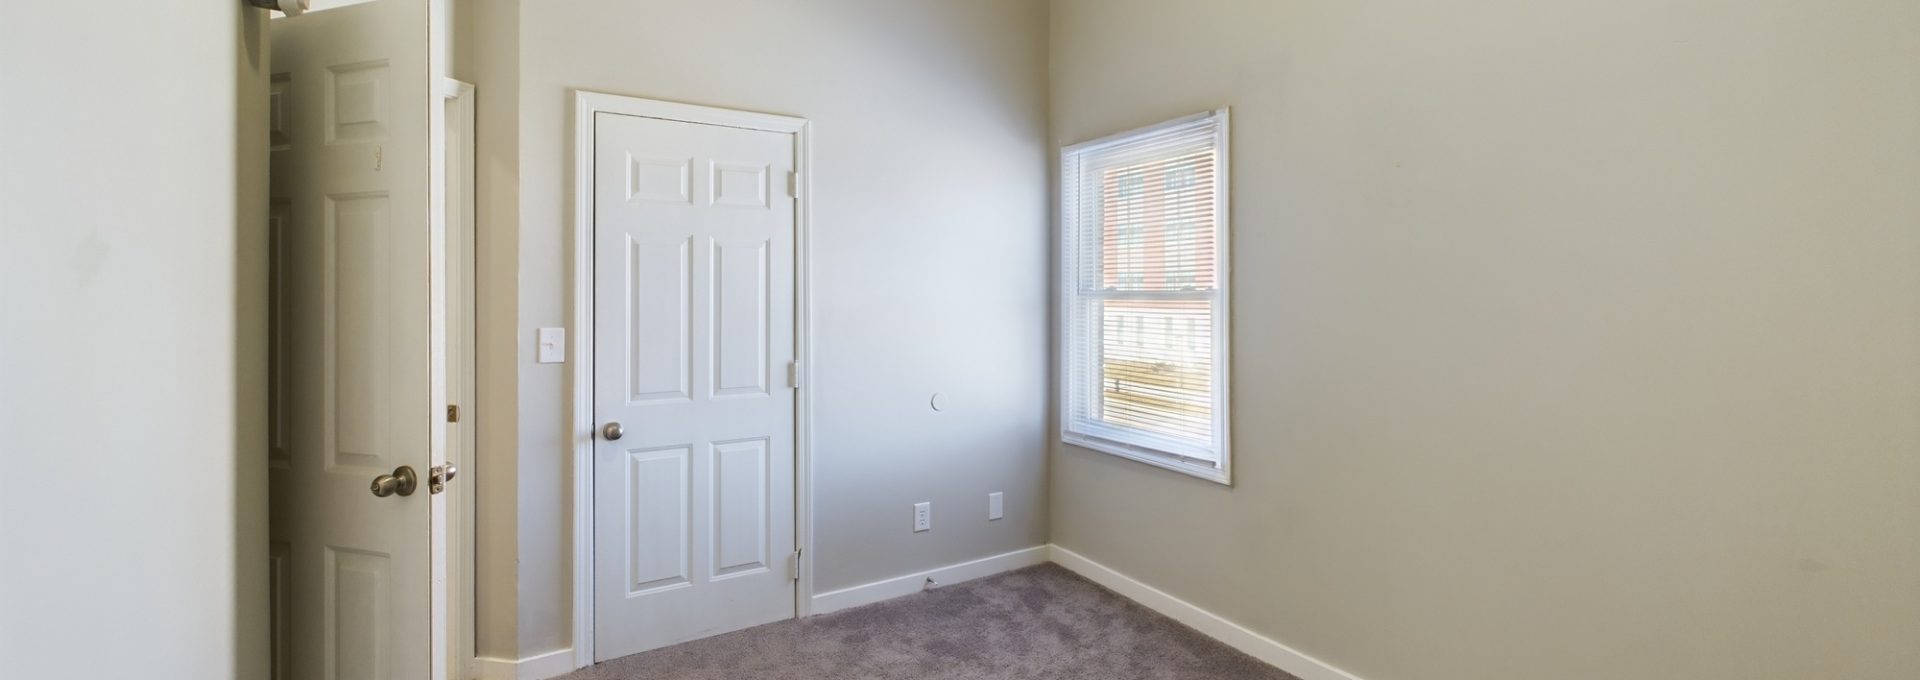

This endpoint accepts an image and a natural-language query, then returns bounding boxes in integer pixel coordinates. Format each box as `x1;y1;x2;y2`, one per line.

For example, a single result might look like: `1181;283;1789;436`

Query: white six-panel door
592;111;799;661
269;2;434;679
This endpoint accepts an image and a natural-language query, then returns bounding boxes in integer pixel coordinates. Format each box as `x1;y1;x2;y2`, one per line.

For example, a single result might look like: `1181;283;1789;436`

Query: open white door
268;2;439;679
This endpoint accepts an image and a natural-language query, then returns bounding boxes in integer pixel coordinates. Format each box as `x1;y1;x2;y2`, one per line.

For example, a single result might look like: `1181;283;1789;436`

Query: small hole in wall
930;392;948;411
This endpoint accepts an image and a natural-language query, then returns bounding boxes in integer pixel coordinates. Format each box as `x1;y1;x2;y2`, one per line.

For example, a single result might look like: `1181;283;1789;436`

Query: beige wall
453;0;526;659
0;3;270;678
462;0;1053;658
1049;2;1920;679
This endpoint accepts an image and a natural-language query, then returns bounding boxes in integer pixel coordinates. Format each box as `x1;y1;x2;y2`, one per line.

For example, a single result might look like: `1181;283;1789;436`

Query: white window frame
1058;109;1232;485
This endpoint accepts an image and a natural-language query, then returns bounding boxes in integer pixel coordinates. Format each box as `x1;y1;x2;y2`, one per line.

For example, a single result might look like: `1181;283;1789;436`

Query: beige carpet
559;563;1299;680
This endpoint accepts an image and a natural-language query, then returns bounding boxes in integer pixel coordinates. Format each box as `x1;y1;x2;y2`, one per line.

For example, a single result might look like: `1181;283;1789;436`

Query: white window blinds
1060;110;1231;483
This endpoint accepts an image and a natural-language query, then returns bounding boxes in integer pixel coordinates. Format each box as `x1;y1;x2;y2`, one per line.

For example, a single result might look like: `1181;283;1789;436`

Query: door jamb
440;76;477;680
569;90;815;669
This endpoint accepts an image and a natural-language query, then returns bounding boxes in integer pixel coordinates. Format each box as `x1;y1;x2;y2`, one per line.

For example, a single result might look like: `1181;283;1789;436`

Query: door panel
711;238;771;398
627;234;693;403
712;437;771;577
594;112;798;661
269;2;433;679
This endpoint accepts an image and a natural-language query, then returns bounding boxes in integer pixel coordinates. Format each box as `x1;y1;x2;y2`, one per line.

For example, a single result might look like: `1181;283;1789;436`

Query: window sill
1062;433;1231;486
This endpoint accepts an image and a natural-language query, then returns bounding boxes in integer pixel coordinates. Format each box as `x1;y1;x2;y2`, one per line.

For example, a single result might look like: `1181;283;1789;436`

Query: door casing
441;76;476;680
568;90;815;670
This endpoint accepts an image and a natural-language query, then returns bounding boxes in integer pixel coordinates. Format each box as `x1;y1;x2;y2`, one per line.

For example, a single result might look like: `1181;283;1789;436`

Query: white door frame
569;90;815;669
440;76;476;680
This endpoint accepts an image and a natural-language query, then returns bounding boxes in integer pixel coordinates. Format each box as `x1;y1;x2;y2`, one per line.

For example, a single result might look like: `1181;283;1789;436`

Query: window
1113;221;1146;287
1060;110;1230;483
1163;220;1199;288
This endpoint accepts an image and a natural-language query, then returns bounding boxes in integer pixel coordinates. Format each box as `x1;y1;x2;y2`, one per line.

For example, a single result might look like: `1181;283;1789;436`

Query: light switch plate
913;502;931;533
537;327;565;364
988;492;1004;521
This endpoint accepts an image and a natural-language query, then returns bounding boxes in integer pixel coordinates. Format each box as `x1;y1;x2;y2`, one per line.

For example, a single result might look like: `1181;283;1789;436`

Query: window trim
1057;109;1232;485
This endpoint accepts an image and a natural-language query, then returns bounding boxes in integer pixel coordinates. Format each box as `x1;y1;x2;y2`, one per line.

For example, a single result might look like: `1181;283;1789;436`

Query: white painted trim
1047;546;1361;680
570;90;815;669
441;77;471;101
1212;107;1233;485
792;105;819;621
426;48;454;680
1058;109;1222;156
570;89;595;674
470;649;576;680
441;77;477;680
810;546;1051;615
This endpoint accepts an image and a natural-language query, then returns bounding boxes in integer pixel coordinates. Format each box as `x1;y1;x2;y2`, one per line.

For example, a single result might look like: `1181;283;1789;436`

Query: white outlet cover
913;502;931;533
988;492;1004;521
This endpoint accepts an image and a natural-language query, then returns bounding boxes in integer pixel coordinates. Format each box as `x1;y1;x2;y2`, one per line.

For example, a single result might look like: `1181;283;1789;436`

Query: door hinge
787;360;801;389
787;550;801;581
786;171;799;198
446;404;460;423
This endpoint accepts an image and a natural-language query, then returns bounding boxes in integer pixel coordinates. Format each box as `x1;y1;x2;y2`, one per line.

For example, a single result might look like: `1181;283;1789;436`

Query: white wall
461;0;1053;658
1049;2;1920;680
0;4;270;679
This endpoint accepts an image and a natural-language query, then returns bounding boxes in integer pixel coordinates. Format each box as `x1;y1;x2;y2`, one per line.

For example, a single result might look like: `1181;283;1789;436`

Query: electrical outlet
913;502;931;532
988;492;1004;521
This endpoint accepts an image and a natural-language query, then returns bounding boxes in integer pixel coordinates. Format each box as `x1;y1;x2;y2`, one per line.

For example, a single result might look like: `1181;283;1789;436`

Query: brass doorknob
371;465;418;498
601;422;624;441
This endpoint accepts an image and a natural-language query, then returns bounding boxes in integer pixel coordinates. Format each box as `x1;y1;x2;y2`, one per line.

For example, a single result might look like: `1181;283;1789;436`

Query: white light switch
988;492;1004;521
537;327;565;364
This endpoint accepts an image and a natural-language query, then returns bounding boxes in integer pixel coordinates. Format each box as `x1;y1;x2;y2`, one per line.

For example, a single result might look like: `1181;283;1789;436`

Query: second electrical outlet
913;502;931;532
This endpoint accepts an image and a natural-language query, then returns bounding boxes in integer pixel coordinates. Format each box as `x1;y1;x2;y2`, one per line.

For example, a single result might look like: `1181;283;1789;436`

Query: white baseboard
1048;545;1363;680
471;648;575;680
810;545;1051;615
